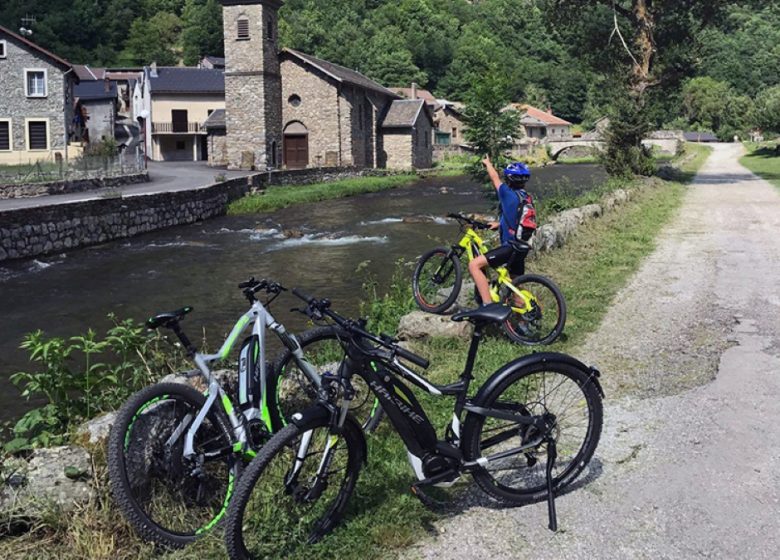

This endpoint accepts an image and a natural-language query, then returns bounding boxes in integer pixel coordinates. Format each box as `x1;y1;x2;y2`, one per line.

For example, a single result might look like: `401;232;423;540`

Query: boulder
159;368;236;394
397;311;474;341
1;446;93;516
76;411;118;447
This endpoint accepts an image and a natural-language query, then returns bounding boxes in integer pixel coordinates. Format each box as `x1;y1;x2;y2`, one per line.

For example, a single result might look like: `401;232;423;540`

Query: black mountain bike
224;291;604;559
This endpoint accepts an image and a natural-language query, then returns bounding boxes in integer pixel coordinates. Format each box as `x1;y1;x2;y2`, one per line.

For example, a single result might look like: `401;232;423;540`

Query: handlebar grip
292;288;315;304
396;346;430;369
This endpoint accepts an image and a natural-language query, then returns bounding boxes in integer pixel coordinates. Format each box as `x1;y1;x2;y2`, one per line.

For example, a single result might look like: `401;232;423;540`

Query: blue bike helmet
504;162;531;188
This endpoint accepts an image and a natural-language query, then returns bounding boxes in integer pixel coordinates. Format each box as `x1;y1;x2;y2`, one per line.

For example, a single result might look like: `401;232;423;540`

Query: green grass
227;174;417;214
0;149;711;560
739;142;780;189
556;154;600;164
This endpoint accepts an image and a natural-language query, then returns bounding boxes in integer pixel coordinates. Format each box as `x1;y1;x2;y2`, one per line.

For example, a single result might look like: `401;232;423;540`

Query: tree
462;72;520;167
754;86;780;134
360;29;428;87
181;0;224;65
119;13;182;66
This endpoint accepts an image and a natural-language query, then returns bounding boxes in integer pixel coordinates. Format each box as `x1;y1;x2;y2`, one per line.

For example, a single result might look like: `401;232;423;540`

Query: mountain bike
412;213;566;345
224;291;604;559
107;278;382;549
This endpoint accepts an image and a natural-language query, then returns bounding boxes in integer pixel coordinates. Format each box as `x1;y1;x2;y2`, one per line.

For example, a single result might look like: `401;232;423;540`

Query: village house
0;25;78;165
73;78;117;145
134;64;225;162
218;0;433;171
391;83;467;147
511;104;573;141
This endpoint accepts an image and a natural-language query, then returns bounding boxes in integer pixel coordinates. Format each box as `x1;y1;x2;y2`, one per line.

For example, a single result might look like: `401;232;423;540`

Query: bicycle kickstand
546;438;558;532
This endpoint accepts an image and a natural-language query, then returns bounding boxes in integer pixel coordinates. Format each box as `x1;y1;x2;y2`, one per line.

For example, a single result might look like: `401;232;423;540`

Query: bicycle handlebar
291;288;430;369
239;277;287;301
447;213;492;231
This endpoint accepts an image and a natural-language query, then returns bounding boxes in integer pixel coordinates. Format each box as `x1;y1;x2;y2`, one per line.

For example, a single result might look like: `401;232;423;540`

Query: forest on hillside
1;0;779;136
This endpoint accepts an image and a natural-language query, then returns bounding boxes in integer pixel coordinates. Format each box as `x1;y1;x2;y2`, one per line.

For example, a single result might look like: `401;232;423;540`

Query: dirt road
411;143;780;559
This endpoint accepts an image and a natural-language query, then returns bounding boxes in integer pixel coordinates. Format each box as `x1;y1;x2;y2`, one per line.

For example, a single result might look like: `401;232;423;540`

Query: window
270;141;277;167
27;120;48;150
0;120;11;151
237;17;250;40
288;94;302;107
172;110;188;133
452;127;458;140
266;16;275;42
25;69;47;97
0;40;6;59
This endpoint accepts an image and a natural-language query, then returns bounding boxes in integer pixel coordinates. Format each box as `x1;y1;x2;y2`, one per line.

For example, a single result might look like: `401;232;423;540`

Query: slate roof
149;67;225;94
0;24;73;71
74;80;117;101
391;87;437;104
684;131;719;142
282;49;399;98
203;56;225;68
203;109;226;130
382;99;429;129
73;65;106;81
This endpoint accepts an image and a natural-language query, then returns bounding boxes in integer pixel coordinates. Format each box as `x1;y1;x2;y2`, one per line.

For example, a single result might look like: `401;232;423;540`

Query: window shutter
237;18;250;40
0;122;10;150
28;121;47;150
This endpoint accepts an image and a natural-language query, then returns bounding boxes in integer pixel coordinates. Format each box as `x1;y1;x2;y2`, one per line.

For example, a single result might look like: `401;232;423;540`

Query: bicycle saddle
452;304;512;325
146;307;193;329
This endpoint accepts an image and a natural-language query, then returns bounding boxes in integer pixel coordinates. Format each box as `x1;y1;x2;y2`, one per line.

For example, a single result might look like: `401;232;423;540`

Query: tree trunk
630;0;655;103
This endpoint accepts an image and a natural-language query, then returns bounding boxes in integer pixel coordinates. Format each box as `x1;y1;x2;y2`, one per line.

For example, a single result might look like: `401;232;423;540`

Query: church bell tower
221;0;283;170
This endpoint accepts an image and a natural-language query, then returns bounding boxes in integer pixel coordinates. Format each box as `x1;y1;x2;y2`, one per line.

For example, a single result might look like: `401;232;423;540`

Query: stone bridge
545;139;605;159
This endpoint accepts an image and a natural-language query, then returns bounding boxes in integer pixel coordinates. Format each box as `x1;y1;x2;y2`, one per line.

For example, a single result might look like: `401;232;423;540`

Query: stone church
217;0;433;171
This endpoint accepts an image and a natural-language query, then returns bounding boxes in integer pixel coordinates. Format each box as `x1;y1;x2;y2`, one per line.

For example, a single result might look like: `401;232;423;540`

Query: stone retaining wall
0;175;260;262
0;172;150;200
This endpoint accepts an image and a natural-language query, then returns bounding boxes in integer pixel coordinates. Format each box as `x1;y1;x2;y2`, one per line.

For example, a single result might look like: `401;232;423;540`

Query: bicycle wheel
108;382;238;549
412;247;462;314
501;274;566;345
225;418;364;560
462;359;602;505
268;326;384;432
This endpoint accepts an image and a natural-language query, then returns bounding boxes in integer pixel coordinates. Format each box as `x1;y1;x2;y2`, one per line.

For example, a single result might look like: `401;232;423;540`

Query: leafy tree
462;71;520;166
119;13;182;66
361;31;428;87
754;85;780;134
181;0;224;65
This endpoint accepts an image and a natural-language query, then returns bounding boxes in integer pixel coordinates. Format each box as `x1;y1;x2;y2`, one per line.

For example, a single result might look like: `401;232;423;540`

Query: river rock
76;411;118;447
159;368;236;394
0;446;93;516
397;311;474;341
282;228;304;239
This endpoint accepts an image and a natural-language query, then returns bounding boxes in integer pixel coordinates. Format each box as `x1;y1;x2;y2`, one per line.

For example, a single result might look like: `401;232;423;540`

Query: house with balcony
134;64;225;161
0;25;78;165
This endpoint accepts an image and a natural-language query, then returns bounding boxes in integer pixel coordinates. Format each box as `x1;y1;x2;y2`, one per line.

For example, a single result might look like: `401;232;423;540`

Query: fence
0;147;145;186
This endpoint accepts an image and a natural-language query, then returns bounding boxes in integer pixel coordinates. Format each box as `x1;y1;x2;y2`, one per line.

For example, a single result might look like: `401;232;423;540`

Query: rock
282;228;304;239
160;369;236;394
397;311;474;341
1;446;94;516
76;411;118;447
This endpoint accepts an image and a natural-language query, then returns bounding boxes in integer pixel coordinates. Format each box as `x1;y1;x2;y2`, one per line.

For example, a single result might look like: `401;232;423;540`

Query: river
0;164;606;422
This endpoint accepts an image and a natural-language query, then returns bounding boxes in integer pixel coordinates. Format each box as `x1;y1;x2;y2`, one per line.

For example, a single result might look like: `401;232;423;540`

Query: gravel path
408;143;780;559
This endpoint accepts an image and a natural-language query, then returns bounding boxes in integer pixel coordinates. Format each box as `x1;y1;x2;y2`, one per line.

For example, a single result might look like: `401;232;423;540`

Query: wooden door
284;135;309;169
172;110;188;133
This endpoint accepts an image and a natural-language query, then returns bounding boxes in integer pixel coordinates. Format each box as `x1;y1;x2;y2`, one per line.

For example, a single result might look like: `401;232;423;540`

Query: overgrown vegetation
2;316;185;454
227;174;418;215
740;142;780;189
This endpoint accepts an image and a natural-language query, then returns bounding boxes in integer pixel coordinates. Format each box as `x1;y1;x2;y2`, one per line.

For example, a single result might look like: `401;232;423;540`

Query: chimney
411;82;418;100
547;105;553;115
150;62;158;78
104;77;111;93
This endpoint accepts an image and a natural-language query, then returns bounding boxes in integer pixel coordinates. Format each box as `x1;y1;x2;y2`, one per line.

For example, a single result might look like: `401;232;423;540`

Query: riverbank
0;147;711;559
740;141;780;189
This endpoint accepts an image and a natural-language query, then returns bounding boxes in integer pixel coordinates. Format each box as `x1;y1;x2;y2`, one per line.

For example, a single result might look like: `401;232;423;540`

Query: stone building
219;0;432;171
73;80;117;144
381;99;433;169
0;25;77;165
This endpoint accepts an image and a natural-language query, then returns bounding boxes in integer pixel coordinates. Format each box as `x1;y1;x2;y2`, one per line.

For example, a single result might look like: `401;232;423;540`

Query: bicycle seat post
170;322;197;357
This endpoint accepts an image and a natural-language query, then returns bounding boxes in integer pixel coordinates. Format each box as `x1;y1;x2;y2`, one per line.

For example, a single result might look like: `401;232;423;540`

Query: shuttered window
0;40;6;59
28;121;48;150
237;18;250;40
0;122;10;151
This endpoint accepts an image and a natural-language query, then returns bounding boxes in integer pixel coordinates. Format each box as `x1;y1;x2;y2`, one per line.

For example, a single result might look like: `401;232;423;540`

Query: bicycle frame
179;301;323;459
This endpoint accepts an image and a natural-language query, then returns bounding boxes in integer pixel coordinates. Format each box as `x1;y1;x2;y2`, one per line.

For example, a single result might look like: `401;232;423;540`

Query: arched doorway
283;121;309;169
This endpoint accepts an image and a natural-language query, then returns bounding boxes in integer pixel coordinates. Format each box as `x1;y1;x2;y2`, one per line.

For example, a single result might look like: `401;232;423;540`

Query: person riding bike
467;156;537;306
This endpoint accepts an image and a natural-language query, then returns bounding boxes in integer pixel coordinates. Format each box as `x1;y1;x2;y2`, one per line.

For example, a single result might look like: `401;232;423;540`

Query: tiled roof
282;49;399;98
510;104;572;126
391;87;437;104
74;80;117;101
149;67;225;94
203;109;226;129
0;24;72;71
382;99;428;129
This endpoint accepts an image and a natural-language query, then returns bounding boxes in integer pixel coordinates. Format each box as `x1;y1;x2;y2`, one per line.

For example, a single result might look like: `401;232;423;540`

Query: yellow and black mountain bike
412;213;566;345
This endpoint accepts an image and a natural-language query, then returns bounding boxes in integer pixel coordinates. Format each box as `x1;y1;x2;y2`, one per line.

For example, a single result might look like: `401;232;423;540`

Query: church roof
382;99;430;129
282;49;399;98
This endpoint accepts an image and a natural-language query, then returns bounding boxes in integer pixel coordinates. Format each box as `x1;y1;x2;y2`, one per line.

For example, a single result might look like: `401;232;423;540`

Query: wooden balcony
151;122;205;134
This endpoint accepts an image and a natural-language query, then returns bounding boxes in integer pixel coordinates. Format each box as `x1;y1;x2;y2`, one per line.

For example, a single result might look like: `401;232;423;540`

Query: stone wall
413;115;433;169
0;174;259;262
0;172;149;200
0;31;73;165
382;131;413;170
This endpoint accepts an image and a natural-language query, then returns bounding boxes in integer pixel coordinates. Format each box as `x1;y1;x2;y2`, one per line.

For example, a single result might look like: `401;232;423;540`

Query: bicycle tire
501;274;567;345
225;418;364;559
268;325;385;432
108;382;238;549
412;247;462;314
462;359;602;505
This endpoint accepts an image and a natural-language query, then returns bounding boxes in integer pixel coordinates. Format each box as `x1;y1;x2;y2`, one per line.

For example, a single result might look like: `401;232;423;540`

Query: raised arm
482;156;503;191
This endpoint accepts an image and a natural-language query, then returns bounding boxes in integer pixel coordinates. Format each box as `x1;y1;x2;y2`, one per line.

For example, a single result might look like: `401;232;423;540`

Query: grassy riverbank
739;142;780;188
0;147;712;560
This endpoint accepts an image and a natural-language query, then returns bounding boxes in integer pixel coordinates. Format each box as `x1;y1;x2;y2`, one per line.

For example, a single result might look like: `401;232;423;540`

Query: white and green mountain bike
107;278;380;549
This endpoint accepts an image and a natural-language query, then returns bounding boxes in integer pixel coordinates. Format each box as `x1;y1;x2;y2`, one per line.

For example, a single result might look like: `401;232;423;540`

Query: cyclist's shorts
485;244;528;277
